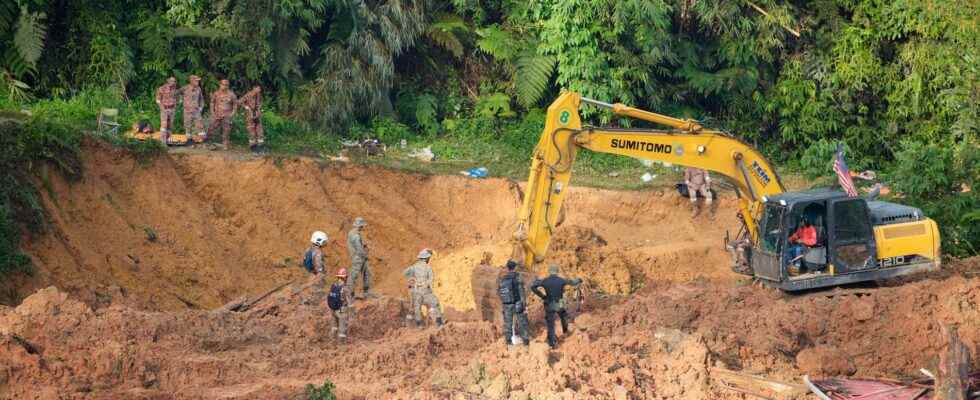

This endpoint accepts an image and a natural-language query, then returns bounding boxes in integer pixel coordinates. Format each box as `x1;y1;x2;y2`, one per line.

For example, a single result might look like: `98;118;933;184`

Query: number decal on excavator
559;110;571;125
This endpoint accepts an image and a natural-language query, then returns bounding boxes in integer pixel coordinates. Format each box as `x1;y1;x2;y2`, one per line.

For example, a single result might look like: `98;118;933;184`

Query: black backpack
498;273;520;304
327;283;345;310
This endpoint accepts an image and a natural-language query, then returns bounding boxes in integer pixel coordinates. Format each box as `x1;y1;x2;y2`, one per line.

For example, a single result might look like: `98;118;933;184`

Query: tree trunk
934;324;971;400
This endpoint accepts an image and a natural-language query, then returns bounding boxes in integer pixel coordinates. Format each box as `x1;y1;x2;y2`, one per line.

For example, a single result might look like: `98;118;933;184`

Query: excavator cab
746;190;935;291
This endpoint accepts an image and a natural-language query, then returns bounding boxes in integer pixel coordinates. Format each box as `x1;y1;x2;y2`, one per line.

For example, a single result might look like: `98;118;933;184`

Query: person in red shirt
789;221;817;247
786;217;817;268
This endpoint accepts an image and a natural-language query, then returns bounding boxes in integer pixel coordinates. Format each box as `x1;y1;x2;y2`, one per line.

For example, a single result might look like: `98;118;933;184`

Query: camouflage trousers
346;257;371;296
688;183;712;204
208;115;232;146
501;303;529;345
412;289;443;324
183;109;205;137
246;116;264;145
159;107;175;142
332;307;349;338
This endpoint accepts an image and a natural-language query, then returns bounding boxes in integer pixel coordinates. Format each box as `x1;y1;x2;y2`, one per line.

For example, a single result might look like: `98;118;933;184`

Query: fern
476;25;518;61
12;8;46;69
514;51;555;107
427;13;468;59
475;92;516;118
414;93;439;135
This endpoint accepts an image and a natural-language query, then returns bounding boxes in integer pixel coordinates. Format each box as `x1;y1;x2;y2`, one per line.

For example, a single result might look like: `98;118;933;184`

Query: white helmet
418;248;433;259
311;231;328;246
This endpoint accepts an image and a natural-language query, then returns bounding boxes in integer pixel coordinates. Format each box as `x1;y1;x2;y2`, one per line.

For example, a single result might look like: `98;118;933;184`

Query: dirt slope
6;141;740;312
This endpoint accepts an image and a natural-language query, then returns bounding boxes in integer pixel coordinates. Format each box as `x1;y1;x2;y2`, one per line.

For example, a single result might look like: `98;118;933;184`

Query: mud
2;143;978;399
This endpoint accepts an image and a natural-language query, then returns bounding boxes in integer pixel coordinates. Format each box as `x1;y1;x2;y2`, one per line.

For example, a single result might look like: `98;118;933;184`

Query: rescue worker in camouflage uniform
180;75;205;141
498;260;530;347
403;249;444;327
208;79;238;149
155;77;179;144
346;217;372;298
684;167;714;217
238;85;264;150
327;268;354;339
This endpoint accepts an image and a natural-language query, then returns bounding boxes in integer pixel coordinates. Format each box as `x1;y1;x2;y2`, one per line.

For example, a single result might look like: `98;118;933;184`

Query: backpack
302;248;315;273
497;273;519;304
327;283;345;310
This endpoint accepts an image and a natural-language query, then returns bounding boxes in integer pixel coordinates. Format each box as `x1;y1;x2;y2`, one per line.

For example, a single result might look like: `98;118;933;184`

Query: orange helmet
335;268;348;278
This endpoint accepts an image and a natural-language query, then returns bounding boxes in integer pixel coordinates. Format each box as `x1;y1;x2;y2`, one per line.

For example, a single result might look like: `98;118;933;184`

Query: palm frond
13;8;46;68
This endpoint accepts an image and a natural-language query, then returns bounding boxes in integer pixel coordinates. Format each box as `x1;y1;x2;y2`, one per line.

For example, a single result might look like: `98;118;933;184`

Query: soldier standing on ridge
346;217;372;298
684;167;714;218
403;249;444;327
208;79;237;149
155;77;179;144
239;85;264;151
181;75;205;141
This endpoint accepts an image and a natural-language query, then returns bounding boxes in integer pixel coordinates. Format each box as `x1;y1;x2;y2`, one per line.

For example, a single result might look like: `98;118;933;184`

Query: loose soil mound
2;259;977;399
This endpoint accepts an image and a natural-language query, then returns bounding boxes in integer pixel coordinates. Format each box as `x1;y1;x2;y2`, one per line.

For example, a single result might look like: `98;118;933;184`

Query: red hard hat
335;268;347;278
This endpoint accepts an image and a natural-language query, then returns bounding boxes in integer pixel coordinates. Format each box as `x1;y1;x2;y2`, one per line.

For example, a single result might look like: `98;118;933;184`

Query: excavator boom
517;92;786;266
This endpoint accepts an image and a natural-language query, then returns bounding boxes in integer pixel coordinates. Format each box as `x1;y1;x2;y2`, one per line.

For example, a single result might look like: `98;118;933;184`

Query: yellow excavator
515;92;941;291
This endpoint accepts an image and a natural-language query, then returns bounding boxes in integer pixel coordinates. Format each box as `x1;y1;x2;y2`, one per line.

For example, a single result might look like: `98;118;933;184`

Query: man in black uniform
530;264;582;349
498;260;530;347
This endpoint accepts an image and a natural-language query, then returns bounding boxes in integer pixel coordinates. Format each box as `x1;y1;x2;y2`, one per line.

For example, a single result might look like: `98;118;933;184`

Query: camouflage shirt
403;261;435;292
239;88;262;119
347;228;367;260
156;83;178;109
210;89;238;118
181;85;204;112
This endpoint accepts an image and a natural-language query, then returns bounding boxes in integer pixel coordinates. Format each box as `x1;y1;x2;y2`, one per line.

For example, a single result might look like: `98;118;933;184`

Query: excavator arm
516;92;786;267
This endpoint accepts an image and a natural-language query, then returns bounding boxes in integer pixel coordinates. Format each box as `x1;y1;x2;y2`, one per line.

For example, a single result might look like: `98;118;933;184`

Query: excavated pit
1;141;977;399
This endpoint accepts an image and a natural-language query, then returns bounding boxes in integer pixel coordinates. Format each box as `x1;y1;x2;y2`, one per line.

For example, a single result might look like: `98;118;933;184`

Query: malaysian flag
833;143;858;197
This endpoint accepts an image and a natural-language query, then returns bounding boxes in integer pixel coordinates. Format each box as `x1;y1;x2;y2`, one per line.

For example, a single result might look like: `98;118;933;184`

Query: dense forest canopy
0;0;977;256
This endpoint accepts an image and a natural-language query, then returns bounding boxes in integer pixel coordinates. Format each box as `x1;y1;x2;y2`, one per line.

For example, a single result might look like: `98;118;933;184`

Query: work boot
436;317;445;327
708;201;717;219
691;202;702;218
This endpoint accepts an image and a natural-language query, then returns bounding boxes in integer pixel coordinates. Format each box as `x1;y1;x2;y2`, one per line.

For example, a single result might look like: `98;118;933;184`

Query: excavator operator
785;216;817;269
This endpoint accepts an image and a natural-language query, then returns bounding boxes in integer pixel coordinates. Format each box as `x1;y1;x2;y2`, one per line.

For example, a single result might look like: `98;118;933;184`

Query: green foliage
355;118;414;144
474;93;515;118
798;140;861;182
889;140;979;256
304;379;337;400
12;7;46;68
426;13;469;59
513;53;556;107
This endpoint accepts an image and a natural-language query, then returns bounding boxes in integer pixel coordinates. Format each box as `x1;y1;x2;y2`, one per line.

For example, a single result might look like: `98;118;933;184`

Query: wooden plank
711;368;808;399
